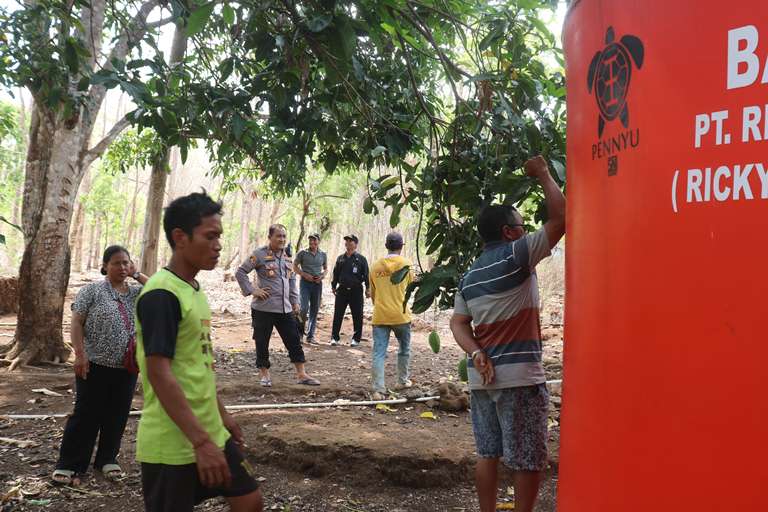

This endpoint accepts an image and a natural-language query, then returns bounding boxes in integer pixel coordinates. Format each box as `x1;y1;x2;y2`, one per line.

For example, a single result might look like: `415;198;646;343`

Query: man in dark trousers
330;234;369;347
235;224;320;387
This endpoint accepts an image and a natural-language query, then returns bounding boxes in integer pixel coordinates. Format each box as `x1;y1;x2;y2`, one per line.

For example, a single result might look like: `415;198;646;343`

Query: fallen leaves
0;437;39;448
31;388;64;397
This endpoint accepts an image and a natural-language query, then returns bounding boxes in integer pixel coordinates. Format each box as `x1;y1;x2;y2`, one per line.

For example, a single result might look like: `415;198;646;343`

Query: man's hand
74;353;89;380
365;289;371;299
473;352;495;386
292;303;300;314
524;155;550;180
331;288;337;295
194;439;231;489
221;411;244;445
313;275;322;283
253;287;270;301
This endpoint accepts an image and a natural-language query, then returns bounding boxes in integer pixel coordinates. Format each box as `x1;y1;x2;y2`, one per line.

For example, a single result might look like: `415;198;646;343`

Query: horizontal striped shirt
454;229;551;390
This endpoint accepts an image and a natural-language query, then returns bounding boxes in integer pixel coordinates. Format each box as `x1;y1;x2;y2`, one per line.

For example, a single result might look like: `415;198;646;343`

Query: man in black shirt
330;234;369;347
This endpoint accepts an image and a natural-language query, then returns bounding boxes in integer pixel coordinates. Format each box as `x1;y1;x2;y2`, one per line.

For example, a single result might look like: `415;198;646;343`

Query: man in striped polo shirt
450;156;565;512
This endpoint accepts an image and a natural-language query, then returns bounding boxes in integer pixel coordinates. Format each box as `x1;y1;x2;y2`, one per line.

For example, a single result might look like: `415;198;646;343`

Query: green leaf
428;331;441;353
363;196;374;214
219;57;234;81
390;265;410;284
458;358;468;382
187;3;215;36
551;159;566;181
370;145;386;157
232;114;246;140
222;5;235;25
64;37;79;74
379;175;399;191
307;14;332;33
335;16;357;59
324;151;339;172
179;138;189;164
389;202;402;228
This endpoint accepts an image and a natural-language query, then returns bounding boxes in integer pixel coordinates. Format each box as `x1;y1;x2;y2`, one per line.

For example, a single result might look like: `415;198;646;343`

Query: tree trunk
239;185;254;260
269;200;281;225
70;168;91;272
69;203;86;271
139;155;169;275
2;0;165;368
253;197;265;249
125;166;140;253
91;217;102;269
139;25;187;275
4;106;86;367
102;213;110;249
294;193;310;253
221;190;238;268
11;90;29;226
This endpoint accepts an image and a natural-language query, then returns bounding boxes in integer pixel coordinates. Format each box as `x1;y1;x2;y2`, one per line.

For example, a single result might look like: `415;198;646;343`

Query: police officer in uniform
235;224;320;387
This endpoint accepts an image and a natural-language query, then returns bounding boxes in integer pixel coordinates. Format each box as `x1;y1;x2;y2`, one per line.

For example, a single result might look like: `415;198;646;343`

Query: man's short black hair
477;204;519;243
163;191;223;248
268;224;287;237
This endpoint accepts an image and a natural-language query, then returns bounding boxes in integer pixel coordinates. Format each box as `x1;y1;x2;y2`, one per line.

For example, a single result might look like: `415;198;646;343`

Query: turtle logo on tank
587;27;645;137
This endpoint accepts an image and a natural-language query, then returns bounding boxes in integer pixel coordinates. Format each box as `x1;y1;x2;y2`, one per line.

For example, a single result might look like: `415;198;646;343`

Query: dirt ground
0;271;564;511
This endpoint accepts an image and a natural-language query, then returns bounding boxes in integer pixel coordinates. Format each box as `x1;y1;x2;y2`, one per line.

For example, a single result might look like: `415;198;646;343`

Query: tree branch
82;115;131;168
314;194;349;200
106;0;163;68
392;22;446;128
398;3;470;103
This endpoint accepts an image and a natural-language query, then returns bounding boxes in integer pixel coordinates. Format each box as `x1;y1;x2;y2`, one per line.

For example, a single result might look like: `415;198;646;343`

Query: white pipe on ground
0;380;563;420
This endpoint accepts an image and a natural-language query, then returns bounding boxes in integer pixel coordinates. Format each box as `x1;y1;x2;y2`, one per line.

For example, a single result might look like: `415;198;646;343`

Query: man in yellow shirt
368;232;413;400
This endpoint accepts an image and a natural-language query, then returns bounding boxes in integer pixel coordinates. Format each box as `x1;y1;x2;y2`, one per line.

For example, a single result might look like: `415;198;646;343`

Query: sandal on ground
260;377;272;387
296;377;320;386
100;464;123;480
52;469;79;486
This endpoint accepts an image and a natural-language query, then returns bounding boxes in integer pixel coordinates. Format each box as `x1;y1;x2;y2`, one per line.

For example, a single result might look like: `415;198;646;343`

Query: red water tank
560;2;768;510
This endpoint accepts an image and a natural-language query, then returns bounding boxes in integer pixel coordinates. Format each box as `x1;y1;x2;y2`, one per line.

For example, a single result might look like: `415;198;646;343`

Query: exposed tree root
7;356;23;372
1;339;71;372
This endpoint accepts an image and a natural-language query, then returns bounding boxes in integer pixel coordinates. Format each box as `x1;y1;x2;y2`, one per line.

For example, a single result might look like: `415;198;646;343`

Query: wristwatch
470;349;483;360
132;271;141;280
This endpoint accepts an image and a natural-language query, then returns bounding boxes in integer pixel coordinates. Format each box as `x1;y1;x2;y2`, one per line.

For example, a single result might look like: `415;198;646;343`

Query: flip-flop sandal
51;469;77;486
260;377;272;387
100;464;123;480
296;377;320;386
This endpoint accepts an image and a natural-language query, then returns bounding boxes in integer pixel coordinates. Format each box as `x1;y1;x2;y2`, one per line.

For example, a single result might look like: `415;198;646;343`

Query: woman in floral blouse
52;245;148;485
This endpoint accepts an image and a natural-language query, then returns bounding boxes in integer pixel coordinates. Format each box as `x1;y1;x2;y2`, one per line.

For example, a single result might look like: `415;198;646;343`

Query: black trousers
56;362;137;474
251;309;306;369
141;438;259;512
331;286;364;342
